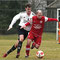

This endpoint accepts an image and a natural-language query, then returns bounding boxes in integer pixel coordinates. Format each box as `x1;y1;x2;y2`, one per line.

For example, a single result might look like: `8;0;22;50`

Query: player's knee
19;35;24;42
27;42;31;45
19;37;24;42
27;39;31;45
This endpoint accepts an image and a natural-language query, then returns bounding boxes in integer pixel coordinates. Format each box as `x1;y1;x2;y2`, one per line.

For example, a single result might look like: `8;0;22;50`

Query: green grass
0;33;60;60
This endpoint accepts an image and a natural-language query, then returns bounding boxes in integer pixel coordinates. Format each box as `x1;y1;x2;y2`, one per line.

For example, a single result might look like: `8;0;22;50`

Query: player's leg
31;36;42;49
16;26;24;58
3;26;20;58
25;39;32;57
16;35;24;58
31;41;36;49
35;36;42;49
3;40;18;58
31;38;37;49
25;32;34;57
16;28;28;58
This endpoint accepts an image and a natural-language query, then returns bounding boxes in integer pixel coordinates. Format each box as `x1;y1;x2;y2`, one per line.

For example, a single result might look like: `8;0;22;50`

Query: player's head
36;10;43;19
25;3;31;15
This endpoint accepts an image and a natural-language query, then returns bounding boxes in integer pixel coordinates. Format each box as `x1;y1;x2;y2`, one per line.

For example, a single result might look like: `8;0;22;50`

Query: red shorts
27;32;42;45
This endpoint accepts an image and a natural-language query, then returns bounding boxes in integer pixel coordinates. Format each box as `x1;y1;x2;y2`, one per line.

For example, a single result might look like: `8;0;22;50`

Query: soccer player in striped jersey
3;3;35;58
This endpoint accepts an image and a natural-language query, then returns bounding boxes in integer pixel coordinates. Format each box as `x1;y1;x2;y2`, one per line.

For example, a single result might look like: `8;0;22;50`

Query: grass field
0;33;60;60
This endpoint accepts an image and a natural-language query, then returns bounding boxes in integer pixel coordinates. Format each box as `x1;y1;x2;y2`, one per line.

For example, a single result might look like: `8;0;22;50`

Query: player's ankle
16;55;20;58
31;45;35;49
17;52;20;55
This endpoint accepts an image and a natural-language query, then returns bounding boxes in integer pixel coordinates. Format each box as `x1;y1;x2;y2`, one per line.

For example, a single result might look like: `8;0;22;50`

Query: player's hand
20;25;26;29
7;27;12;31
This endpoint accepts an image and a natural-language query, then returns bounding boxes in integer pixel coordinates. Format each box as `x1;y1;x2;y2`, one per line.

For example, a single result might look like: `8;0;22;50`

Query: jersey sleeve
45;16;58;22
45;16;48;22
25;18;33;26
9;13;21;28
25;17;33;26
25;22;30;26
47;18;58;22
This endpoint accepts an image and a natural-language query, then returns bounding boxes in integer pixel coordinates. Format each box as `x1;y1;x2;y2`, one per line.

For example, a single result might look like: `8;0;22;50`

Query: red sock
26;45;30;56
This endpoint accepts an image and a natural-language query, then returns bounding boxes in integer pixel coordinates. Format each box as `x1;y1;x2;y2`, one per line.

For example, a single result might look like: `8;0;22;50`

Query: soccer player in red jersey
21;10;58;57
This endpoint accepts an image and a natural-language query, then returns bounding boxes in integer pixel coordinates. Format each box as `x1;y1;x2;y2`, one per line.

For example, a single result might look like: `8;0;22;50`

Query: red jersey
25;16;58;36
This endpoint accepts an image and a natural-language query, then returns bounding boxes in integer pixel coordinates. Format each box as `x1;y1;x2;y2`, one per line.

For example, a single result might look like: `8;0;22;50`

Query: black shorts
17;26;29;40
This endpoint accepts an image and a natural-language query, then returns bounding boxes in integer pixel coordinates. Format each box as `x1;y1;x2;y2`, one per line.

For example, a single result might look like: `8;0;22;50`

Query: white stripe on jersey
45;16;48;22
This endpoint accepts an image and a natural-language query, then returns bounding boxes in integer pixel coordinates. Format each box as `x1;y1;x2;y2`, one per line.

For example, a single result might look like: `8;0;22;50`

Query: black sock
17;41;22;55
7;45;16;55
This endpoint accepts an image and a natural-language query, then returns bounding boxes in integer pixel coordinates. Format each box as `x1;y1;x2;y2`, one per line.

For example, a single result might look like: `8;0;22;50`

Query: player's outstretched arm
7;13;21;31
20;22;30;29
7;26;12;31
47;18;58;22
45;16;58;22
20;25;26;29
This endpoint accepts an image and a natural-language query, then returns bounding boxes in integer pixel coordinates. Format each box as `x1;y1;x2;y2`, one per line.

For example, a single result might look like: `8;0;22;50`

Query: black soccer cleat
16;55;20;58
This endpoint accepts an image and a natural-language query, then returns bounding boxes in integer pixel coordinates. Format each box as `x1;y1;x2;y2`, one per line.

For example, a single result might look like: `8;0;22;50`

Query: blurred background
0;0;59;34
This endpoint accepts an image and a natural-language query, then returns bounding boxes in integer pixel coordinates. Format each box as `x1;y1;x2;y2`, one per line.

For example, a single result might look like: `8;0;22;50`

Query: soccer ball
36;50;44;58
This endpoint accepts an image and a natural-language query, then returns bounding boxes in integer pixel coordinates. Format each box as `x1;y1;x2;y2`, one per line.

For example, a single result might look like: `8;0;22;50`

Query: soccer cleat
25;55;29;58
3;53;7;58
31;45;35;49
16;55;20;58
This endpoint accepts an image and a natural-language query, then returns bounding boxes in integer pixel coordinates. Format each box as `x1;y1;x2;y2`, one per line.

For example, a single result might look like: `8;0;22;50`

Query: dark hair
25;3;31;8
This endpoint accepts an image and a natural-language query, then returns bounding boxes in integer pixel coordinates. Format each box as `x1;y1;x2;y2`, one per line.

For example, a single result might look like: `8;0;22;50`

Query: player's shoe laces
16;55;20;58
3;53;7;58
31;45;35;49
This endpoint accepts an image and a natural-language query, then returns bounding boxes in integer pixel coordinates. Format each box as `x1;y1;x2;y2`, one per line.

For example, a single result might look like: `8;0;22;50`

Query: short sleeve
45;16;48;22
